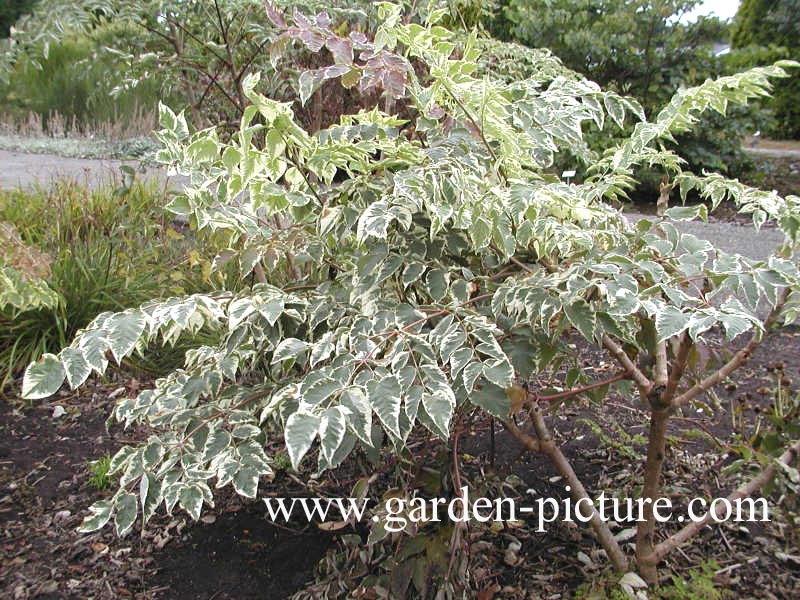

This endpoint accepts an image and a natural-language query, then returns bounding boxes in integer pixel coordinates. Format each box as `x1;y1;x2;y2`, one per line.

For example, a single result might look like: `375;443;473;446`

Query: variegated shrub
21;2;800;587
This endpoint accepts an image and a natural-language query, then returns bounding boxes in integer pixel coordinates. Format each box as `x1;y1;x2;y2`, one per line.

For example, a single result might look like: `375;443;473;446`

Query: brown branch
602;334;653;395
447;416;468;580
649;438;800;564
653;340;668;390
671;288;790;410
181;60;243;114
509;256;535;274
529;405;629;573
169;16;229;66
234;37;272;83
213;0;247;108
452;416;464;493
532;371;631;405
663;332;692;402
500;418;541;453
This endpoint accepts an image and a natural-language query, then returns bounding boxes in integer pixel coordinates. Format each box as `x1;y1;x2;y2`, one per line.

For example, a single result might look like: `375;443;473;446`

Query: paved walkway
0;149;181;190
747;146;800;159
626;214;784;261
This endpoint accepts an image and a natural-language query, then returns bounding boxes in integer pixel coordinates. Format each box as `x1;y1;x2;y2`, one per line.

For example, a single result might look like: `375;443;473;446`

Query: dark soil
1;327;799;599
0;375;331;599
151;501;331;600
460;328;800;599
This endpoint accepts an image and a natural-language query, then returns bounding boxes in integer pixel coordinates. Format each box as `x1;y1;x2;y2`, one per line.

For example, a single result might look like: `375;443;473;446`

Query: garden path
0;149;185;191
0;149;786;260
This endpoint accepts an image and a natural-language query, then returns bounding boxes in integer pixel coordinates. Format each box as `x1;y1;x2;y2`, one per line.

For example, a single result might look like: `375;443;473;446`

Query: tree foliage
17;2;800;593
731;0;800;138
496;0;726;111
732;0;800;48
494;0;767;180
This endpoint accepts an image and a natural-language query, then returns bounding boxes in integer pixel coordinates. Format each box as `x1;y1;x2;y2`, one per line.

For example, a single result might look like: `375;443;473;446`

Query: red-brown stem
529;405;629;573
447;417;468;580
532;371;631;405
452;416;463;495
602;334;653;395
253;263;268;284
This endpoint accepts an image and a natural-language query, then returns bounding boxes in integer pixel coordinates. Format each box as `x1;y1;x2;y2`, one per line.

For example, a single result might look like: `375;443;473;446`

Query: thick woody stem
653;340;669;389
638;288;788;583
649;438;800;563
636;405;670;584
529;405;630;573
501;418;541;453
636;338;674;583
663;333;692;402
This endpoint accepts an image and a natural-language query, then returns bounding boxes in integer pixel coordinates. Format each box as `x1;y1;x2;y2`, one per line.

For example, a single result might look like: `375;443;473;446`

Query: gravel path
747;146;800;159
626;214;785;261
0;149;786;260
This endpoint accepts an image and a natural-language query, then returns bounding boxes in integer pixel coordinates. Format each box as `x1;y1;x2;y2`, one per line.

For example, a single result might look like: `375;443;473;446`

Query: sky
681;0;741;22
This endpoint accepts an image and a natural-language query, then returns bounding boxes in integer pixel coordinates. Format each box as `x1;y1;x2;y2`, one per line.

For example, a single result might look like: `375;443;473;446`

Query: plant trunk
636;405;670;584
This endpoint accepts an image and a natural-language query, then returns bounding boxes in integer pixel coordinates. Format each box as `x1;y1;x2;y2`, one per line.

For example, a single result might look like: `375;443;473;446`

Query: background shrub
0;180;214;388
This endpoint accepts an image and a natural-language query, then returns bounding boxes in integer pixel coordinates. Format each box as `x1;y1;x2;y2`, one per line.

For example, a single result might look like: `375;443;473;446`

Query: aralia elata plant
21;2;800;590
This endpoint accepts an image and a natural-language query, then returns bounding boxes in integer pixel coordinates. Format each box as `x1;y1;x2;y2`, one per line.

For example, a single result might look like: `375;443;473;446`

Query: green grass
0;22;166;137
87;454;114;491
0;180;216;389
